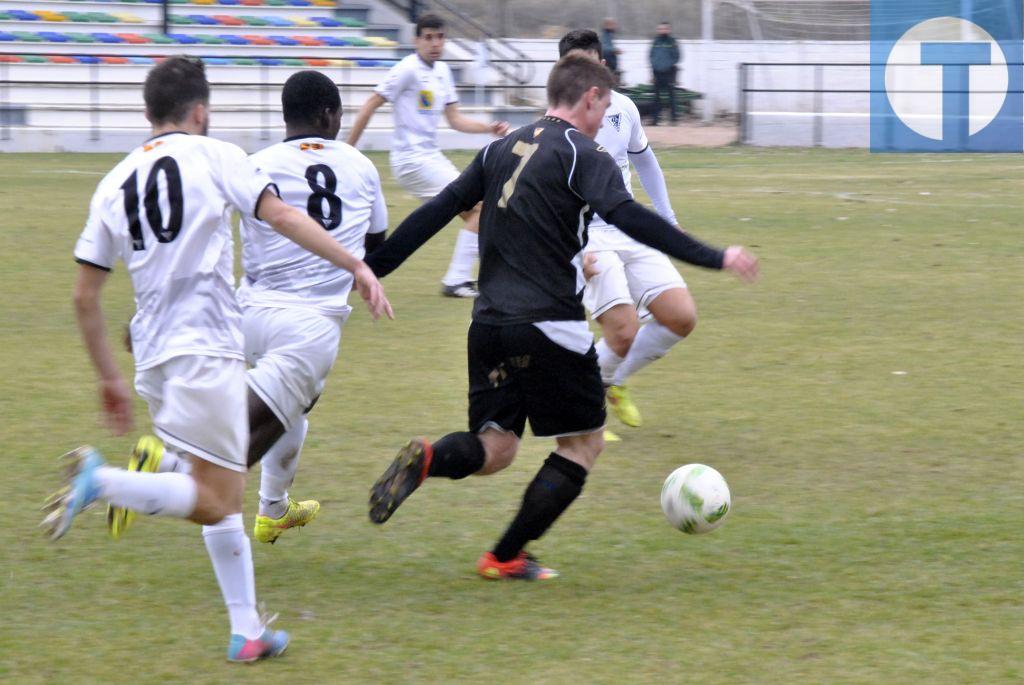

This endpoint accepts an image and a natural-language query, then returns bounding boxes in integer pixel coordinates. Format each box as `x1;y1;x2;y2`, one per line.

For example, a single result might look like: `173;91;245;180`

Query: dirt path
645;121;738;147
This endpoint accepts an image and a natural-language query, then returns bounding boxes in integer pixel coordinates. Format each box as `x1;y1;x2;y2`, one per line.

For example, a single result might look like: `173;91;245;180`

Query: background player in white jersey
241;70;388;543
41;56;392;662
560;30;698;429
346;13;509;298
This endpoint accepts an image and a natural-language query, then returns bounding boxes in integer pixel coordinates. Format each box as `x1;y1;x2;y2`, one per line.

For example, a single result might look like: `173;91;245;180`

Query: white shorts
134;355;249;472
391;151;461;200
243;305;345;430
582;239;687;319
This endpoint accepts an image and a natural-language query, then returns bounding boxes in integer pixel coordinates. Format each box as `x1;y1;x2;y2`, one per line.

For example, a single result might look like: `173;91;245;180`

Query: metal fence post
738;63;748;144
90;63;99;142
1;62;8;142
813;63;823;147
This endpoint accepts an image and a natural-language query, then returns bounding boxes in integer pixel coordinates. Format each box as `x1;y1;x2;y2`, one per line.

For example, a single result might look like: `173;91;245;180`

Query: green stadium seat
142;33;176;43
19;54;48;63
12;31;44;42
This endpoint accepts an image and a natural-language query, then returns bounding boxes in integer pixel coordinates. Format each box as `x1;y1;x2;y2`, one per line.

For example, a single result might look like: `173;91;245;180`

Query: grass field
1;148;1021;684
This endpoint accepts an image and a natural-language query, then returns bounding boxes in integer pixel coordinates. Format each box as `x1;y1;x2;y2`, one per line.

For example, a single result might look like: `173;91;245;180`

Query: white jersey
74;132;274;371
374;53;458;165
238;136;387;317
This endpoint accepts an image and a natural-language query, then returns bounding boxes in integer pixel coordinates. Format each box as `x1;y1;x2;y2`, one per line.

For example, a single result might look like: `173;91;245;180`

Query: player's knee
604;320;639;356
478;430;519;474
663;310;697;337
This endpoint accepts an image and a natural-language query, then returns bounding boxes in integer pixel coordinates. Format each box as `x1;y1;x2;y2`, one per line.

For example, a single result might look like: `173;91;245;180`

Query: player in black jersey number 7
365;54;758;580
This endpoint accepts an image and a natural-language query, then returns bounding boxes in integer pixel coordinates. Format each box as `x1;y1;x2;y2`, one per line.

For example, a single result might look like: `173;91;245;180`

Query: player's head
657;21;672;36
414;13;446;64
558;29;603;62
281;70;342;140
144;56;210;134
546;54;614;137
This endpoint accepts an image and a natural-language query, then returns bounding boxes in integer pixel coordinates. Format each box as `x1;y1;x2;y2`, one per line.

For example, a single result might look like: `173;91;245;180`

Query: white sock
595;337;625;386
442;229;478;286
612;322;686;386
202;513;262;640
157;447;191;474
258;418;308;519
95;467;196;518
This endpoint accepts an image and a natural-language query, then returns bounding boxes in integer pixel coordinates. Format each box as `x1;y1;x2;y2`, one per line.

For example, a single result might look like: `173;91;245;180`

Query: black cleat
368;438;433;524
440;281;479;298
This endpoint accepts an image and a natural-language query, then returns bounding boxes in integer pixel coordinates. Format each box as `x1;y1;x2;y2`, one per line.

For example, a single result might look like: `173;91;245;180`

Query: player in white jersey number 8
42;56;392;662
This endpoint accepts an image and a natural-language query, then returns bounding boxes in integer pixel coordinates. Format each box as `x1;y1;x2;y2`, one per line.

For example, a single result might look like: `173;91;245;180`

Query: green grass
1;148;1021;684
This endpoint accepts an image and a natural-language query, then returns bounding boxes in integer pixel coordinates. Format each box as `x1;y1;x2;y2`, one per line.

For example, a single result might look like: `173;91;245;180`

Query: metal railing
737;61;1024;146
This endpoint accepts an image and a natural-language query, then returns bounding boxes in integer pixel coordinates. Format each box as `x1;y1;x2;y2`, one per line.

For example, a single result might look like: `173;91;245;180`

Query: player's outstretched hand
491;121;511;137
100;376;133;436
582;252;600;281
354;263;395;320
723;246;759;283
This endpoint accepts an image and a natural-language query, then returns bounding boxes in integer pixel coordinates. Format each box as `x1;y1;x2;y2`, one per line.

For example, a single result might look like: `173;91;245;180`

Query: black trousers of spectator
652;70;678;124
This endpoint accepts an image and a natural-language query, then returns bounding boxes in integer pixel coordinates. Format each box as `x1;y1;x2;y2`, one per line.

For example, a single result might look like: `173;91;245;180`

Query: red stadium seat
0;54;23;63
116;33;151;44
240;34;274;45
100;56;129;64
211;15;245;26
48;55;77;63
294;35;323;46
304;58;329;66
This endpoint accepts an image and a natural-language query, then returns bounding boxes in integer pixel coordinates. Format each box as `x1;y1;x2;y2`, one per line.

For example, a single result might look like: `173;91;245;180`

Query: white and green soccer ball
660;464;731;534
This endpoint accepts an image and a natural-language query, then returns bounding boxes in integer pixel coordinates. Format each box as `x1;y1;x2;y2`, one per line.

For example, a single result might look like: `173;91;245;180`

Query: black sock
427;432;486;479
491;453;588;563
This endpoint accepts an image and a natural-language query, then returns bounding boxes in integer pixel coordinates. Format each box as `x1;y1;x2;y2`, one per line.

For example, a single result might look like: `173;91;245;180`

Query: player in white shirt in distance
346;13;509;298
560;30;703;430
42;57;392;663
240;70;389;543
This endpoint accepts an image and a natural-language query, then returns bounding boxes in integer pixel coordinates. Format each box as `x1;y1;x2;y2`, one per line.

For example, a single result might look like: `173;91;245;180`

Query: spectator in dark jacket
649;21;681;125
601;18;622;82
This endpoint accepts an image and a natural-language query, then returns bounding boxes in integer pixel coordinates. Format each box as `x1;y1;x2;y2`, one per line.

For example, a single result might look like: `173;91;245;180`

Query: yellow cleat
606;385;642;427
107;435;164;539
603;429;622;442
253;498;320;544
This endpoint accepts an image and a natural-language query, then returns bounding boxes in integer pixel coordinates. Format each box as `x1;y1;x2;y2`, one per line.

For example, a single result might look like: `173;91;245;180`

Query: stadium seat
85;12;119;23
293;35;323;46
92;32;125;43
0;13;12;21
217;34;249;44
128;56;154;64
116;32;151;44
320;36;350;46
201;56;230;64
8;11;40;21
241;34;274;45
238;15;269;26
186;14;220;25
287;16;316;27
36;11;70;22
312;0;335;6
338;17;367;27
212;15;245;25
256;57;282;65
11;31;44;42
168;16;192;24
0;55;24;63
346;37;371;46
289;0;312;6
142;33;176;43
231;57;256;65
195;34;225;44
65;32;97;43
100;56;129;64
63;12;94;22
47;55;77;63
240;0;263;6
19;54;47;63
311;17;343;27
216;0;241;5
111;13;144;22
36;31;72;42
303;58;329;67
268;35;298;45
74;55;101;64
264;17;294;27
0;32;17;42
167;33;200;43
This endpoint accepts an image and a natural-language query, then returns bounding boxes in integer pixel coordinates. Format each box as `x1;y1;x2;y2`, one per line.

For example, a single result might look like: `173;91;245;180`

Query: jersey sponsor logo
596;145;607;152
300;142;325;151
534;127;544;138
142;140;165;153
418;89;435;110
607;113;621;132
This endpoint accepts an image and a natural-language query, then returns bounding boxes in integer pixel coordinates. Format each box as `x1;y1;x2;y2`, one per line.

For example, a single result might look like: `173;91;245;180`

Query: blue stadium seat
268;34;298;45
288;0;312;5
0;32;16;41
91;32;125;43
218;34;249;44
9;10;40;20
75;55;102;64
312;17;343;27
320;36;350;46
264;17;293;27
167;33;200;44
217;0;241;4
128;56;154;64
187;14;220;25
37;31;71;42
256;57;283;65
202;56;231;65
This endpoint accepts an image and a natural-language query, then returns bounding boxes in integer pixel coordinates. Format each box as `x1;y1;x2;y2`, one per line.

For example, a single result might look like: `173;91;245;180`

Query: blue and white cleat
40;446;105;540
226;628;290;663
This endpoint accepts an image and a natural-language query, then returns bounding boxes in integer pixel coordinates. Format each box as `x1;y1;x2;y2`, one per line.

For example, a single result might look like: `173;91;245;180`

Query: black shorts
467;321;606;438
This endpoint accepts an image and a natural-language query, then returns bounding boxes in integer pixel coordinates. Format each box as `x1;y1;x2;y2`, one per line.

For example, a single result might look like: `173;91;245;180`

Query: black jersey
447;116;633;325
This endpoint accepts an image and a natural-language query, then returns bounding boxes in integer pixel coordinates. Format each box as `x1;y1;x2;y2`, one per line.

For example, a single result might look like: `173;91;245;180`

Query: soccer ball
660;464;731;534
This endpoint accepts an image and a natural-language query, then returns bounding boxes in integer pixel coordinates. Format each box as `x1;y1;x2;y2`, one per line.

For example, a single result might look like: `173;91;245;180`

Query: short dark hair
546;53;615;107
282;70;341;127
144;56;209;125
558;29;602;58
415;13;445;37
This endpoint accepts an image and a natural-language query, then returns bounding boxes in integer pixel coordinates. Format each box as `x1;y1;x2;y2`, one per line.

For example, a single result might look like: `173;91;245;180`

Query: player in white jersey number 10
41;56;392;663
558;31;756;431
347;13;509;299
